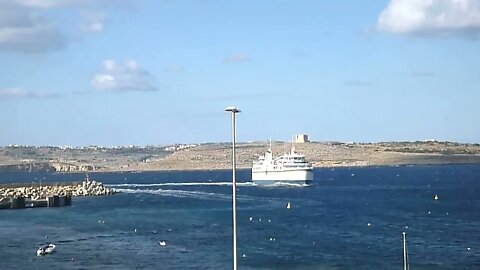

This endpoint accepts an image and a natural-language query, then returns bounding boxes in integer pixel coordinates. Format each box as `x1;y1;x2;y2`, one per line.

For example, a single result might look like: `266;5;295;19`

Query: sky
1;0;479;146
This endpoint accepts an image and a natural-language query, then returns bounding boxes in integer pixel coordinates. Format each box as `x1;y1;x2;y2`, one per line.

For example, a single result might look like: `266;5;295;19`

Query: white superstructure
252;143;313;185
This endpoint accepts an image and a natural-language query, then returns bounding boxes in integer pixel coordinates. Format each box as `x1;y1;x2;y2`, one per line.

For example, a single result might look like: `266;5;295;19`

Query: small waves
107;182;256;188
113;188;234;201
268;182;310;188
112;187;277;203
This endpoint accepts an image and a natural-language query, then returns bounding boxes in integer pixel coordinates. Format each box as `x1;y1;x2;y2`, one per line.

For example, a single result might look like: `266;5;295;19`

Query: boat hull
251;169;313;185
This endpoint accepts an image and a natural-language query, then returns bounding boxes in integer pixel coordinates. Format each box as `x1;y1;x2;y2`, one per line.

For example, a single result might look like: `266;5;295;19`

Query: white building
294;134;309;143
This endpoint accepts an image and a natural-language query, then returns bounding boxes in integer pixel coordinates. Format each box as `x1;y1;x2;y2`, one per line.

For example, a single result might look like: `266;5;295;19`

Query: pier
0;195;72;210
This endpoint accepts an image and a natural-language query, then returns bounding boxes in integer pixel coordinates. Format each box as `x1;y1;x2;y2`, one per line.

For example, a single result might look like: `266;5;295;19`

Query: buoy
159;241;166;246
367;223;371;227
434;194;439;200
467;247;471;251
249;217;253;221
286;202;291;209
242;254;246;258
134;228;137;232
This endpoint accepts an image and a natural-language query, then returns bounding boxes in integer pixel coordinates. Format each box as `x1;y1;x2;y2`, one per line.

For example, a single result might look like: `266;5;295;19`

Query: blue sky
1;0;479;146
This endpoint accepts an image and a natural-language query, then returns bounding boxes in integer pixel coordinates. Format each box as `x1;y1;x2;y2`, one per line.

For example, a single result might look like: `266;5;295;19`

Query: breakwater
0;178;114;199
0;177;115;210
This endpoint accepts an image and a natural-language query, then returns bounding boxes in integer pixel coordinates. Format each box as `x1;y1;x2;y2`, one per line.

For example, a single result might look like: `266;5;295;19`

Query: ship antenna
269;139;272;152
291;135;295;154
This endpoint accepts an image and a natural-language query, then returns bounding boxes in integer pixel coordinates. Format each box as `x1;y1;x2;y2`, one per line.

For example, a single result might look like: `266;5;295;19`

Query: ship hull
251;169;313;185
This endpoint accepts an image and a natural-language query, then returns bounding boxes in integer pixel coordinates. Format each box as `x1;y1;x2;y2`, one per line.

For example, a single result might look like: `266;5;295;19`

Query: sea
0;165;479;269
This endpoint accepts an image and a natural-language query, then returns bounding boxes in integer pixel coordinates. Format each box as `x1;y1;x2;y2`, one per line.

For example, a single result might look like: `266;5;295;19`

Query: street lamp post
225;106;241;270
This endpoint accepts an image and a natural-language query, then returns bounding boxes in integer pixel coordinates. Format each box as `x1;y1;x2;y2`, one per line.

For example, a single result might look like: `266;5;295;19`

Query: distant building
294;134;309;143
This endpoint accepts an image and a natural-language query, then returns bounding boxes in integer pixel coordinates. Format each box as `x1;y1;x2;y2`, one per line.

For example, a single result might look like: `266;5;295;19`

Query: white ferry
252;143;313;185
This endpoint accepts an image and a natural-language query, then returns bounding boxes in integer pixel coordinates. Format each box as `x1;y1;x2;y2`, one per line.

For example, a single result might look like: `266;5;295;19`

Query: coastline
1;141;480;173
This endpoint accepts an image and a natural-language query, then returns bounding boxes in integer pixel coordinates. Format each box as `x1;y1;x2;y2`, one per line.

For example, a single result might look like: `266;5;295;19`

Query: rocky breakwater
0;178;115;200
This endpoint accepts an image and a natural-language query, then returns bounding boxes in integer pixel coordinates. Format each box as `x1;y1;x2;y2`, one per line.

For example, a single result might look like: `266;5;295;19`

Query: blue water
1;165;479;269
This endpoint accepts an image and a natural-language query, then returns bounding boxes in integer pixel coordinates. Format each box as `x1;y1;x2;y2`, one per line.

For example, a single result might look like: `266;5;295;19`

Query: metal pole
231;111;238;270
225;106;240;270
403;232;408;270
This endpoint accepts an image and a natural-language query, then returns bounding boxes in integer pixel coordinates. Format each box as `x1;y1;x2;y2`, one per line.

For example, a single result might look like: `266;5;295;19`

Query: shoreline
1;141;480;173
49;161;480;174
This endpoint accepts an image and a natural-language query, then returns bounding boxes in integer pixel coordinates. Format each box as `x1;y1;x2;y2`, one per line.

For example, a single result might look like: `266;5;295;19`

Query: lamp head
225;106;241;113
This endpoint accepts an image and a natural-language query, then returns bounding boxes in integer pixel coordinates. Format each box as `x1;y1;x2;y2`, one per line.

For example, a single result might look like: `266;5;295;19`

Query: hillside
1;141;479;172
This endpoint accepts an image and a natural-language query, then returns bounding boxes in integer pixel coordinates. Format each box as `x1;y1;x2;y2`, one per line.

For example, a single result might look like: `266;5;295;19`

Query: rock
0;178;115;199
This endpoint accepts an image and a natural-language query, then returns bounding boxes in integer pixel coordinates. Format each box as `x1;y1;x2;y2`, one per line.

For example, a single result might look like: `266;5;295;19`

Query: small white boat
37;243;56;256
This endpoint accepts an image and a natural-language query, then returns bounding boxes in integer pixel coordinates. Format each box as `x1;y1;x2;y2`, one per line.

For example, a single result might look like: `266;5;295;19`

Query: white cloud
91;60;157;92
344;80;373;87
0;87;60;99
0;0;132;53
378;0;480;37
224;53;251;63
0;3;67;53
165;64;185;73
12;0;82;8
80;11;106;33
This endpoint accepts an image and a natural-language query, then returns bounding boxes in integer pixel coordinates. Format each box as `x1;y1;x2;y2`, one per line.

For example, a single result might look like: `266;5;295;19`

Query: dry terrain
128;141;480;171
1;141;480;172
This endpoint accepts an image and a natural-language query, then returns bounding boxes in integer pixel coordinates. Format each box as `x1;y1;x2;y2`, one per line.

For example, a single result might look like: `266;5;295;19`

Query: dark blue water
1;166;479;269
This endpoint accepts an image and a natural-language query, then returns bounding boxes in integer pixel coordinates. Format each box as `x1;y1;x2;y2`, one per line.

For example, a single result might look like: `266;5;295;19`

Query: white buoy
249;217;253;221
367;222;371;227
467;247;471;251
159;241;167;246
434;194;439;200
286;202;291;209
134;228;137;232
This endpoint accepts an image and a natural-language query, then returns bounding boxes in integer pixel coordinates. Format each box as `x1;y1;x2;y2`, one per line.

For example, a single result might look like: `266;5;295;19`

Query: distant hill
1;141;480;172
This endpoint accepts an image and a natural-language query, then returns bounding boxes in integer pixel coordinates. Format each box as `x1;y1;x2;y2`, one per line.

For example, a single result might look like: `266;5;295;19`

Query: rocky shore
0;178;115;200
